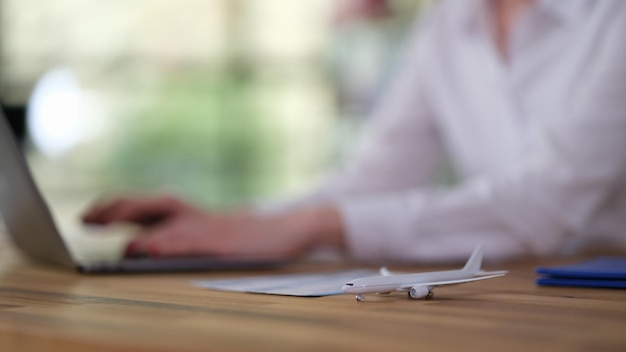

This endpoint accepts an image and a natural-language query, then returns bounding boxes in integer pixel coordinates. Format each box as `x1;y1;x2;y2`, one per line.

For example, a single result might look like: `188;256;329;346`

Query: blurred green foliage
106;62;280;207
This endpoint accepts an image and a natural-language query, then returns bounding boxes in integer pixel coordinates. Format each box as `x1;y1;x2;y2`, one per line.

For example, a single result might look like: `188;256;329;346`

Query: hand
82;195;345;259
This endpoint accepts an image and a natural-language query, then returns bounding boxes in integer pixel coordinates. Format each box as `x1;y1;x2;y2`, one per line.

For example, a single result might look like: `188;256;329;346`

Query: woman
83;0;626;262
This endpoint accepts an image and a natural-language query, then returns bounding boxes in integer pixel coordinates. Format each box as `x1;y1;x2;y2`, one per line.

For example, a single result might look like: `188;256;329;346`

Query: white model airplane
342;245;507;302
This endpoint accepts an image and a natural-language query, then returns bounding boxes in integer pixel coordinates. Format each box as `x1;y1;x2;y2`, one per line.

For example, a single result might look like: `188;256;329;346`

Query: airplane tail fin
462;245;483;274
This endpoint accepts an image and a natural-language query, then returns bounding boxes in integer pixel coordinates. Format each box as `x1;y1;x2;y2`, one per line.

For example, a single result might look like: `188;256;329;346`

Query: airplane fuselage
342;268;470;295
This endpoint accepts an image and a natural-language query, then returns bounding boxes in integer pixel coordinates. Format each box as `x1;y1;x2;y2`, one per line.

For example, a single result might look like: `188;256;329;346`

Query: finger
81;196;119;224
123;241;151;258
82;198;139;224
83;195;187;225
124;223;195;258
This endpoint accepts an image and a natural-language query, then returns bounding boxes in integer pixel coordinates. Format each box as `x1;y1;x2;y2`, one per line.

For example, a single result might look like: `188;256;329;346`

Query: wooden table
1;241;625;352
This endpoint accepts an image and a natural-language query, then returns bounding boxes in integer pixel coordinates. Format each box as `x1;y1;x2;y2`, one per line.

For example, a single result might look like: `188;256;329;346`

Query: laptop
0;110;284;273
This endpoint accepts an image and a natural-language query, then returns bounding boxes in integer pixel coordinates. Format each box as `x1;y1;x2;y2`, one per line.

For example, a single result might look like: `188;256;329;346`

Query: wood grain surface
1;240;625;352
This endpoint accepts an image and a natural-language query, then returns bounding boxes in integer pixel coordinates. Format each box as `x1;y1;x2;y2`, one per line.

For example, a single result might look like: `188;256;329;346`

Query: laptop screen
0;110;76;269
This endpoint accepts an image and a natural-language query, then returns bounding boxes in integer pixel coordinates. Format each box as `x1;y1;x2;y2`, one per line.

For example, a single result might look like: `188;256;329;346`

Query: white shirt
286;0;626;262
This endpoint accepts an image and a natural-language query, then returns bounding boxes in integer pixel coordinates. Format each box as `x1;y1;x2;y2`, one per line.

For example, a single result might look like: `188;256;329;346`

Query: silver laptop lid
0;110;75;269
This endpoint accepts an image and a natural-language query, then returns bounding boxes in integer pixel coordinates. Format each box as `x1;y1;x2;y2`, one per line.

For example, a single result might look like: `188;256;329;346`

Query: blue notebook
536;257;626;289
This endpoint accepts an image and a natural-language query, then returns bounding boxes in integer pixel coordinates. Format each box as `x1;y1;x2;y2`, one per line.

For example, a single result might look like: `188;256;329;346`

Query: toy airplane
342;245;507;302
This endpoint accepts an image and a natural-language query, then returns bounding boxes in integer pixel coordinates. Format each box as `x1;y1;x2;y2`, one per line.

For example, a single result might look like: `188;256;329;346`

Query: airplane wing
397;273;506;290
477;270;509;276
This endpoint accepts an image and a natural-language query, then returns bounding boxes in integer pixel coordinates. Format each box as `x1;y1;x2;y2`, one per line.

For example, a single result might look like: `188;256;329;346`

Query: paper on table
193;269;378;297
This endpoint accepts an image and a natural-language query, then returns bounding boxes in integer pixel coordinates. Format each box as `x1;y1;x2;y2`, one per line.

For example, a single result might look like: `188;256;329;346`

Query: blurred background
0;0;432;215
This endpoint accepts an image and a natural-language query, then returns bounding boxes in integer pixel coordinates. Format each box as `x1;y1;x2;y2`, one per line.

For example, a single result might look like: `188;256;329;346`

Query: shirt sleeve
339;11;626;263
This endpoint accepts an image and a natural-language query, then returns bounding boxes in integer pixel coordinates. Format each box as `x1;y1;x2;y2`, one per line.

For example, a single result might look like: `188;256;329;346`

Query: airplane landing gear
356;295;365;302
